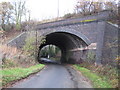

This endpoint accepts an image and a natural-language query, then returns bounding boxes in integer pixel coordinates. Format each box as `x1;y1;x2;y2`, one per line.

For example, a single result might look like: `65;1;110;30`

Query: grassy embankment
0;32;46;87
74;65;115;88
1;64;45;87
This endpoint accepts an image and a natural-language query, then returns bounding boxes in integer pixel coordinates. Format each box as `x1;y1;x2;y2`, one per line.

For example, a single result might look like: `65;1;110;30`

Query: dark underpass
38;31;91;64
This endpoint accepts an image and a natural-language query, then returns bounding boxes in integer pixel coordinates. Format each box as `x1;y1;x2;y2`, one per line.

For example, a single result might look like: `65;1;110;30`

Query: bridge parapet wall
36;10;112;30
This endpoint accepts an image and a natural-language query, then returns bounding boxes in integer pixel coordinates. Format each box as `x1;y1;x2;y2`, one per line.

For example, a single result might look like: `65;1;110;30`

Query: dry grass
38;17;63;24
0;44;21;68
0;44;21;58
0;44;38;68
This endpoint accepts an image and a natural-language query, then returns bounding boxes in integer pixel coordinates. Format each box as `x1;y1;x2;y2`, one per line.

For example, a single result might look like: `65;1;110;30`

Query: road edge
2;65;46;88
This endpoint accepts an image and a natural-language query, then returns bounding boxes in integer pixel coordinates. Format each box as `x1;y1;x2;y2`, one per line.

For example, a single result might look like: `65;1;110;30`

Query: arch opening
38;31;90;64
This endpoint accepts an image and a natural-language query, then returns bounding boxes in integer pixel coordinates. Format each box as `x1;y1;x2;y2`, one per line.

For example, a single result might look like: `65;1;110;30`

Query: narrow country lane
11;64;92;88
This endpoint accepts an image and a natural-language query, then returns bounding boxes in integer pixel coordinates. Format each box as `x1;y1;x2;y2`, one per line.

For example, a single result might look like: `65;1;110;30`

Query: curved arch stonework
40;28;91;46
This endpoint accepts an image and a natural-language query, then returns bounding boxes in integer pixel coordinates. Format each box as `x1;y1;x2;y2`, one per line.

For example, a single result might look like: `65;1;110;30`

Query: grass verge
73;65;112;88
0;64;45;87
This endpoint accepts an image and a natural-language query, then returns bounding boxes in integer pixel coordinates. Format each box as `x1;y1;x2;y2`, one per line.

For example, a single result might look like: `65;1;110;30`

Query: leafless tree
75;0;118;16
0;2;13;30
13;0;26;30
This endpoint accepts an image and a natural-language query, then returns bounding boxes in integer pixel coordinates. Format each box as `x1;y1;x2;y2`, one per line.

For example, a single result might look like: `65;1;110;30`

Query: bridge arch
38;28;91;63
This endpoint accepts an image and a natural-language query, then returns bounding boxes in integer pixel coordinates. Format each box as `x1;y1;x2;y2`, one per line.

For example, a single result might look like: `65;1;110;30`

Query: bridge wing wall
7;32;27;48
102;22;119;66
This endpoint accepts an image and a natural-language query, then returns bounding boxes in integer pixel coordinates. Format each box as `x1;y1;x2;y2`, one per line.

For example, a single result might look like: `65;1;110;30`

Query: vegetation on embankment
1;32;46;87
1;44;39;68
73;64;118;88
1;64;45;87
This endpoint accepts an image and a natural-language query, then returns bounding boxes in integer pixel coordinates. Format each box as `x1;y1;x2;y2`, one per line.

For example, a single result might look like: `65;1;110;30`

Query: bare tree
92;2;103;13
75;0;90;15
13;0;26;30
75;0;118;16
104;1;117;11
75;0;99;15
0;2;13;30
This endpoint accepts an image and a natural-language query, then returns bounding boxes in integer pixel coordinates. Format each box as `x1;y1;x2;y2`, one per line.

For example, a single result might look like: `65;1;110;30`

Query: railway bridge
8;10;119;66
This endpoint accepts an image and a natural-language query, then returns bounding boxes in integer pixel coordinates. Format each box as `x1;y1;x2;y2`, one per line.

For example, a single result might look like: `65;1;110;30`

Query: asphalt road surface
12;64;92;88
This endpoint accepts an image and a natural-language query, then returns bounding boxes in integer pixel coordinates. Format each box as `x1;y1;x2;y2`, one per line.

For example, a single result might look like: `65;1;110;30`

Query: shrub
63;13;75;19
23;34;46;56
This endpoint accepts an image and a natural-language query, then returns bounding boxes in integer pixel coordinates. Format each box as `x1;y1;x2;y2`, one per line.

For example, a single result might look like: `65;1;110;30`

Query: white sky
0;0;119;21
0;0;76;21
26;0;76;20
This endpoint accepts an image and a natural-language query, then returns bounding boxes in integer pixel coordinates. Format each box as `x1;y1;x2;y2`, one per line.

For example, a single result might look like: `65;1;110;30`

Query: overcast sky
0;0;119;21
0;0;76;21
26;0;76;20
